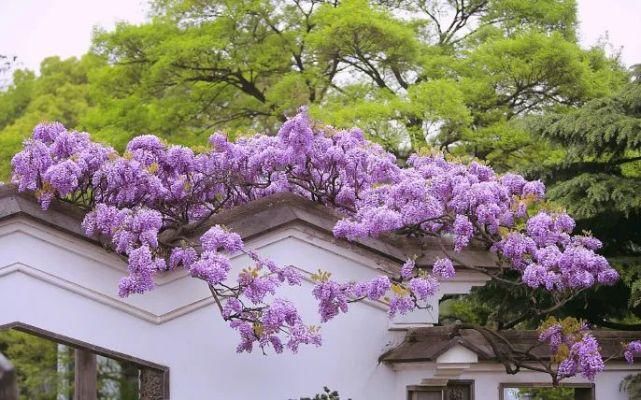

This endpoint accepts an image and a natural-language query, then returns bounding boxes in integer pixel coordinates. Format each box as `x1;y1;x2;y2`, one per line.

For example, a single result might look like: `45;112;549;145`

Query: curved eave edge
0;185;497;270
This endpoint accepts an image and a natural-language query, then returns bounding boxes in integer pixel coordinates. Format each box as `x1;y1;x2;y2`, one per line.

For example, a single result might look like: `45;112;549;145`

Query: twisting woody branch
10;110;641;382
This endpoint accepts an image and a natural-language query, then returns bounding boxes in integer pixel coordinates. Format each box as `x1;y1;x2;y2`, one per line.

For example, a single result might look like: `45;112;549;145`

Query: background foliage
0;330;138;399
0;0;629;178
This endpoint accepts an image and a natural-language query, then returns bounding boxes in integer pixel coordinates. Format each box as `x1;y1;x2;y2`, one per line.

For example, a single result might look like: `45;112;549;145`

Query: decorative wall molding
0;219;396;323
0;217;493;324
0;263;175;323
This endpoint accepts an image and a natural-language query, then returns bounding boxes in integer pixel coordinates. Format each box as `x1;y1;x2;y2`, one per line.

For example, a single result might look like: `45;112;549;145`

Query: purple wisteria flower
557;334;604;381
400;259;415;279
10;109;628;370
201;225;243;253
625;341;641;364
433;258;455;280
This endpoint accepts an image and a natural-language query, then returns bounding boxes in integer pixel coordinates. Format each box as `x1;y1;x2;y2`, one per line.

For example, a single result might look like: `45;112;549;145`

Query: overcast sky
0;0;639;73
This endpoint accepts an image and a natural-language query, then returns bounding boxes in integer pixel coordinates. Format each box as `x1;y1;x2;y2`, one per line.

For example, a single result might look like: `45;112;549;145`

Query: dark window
408;381;473;400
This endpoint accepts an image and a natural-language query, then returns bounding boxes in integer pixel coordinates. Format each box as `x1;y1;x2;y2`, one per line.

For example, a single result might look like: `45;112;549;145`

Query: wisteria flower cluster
625;341;641;364
11;110;626;379
538;318;604;381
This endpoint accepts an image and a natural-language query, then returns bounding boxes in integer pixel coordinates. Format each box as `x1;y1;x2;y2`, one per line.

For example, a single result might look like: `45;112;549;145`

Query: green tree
631;64;641;82
0;330;62;400
0;0;627;181
517;387;575;400
0;330;140;400
88;0;626;160
440;76;641;334
525;78;641;329
0;55;105;178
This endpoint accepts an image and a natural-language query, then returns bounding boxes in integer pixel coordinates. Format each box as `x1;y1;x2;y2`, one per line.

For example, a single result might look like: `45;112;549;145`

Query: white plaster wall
435;345;478;364
0;218;401;399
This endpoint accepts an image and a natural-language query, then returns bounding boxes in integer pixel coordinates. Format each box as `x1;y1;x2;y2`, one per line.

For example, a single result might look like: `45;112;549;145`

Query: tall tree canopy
88;0;626;163
0;55;105;178
442;73;641;346
0;0;627;178
527;79;641;328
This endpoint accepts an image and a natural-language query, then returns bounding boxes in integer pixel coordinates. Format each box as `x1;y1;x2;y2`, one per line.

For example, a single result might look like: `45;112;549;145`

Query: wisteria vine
10;111;634;381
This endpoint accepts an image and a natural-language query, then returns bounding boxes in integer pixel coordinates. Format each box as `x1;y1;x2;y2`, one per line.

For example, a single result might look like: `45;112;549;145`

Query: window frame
0;321;170;399
498;382;595;400
407;380;475;400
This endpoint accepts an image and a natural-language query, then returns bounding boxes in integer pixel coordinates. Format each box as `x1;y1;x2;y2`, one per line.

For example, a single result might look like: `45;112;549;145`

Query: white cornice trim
0;217;127;271
0;262;181;324
0;222;394;323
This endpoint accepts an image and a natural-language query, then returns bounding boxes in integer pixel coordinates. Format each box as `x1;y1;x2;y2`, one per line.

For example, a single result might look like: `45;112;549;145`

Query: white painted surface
0;216;638;399
436;345;479;364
